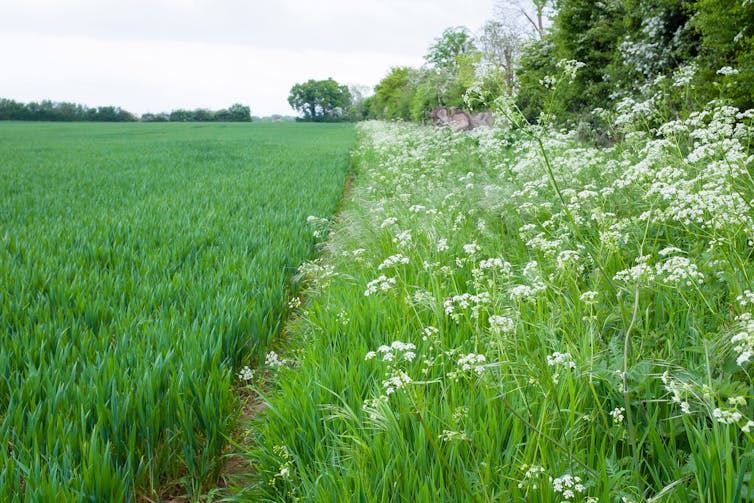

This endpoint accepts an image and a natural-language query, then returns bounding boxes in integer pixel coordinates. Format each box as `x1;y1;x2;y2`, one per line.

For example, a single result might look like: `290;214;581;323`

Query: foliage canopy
288;78;352;122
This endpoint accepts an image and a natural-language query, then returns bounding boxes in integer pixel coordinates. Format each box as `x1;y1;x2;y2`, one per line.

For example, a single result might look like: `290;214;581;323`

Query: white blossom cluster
731;313;754;366
550;473;585;501
444;292;491;321
610;407;626;425
365;340;417;363
661;372;693;415
382;371;412;395
365;341;418;396
265;351;290;369
517;464;545;490
509;282;547;303
238;366;255;381
392;230;413;248
478;257;512;274
447;353;488;381
488;314;515;335
547;351;576;369
377;253;410;270
737;290;754;307
364;275;397;296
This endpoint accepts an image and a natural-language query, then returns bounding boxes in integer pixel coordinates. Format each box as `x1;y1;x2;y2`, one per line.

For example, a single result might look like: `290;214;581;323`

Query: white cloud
0;0;497;115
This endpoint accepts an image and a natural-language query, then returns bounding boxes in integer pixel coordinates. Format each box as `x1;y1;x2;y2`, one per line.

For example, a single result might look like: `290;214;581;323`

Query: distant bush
0;99;253;123
165;103;251;122
0;99;137;122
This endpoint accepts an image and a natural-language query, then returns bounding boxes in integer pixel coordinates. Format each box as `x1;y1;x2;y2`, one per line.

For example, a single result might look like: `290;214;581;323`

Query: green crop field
0;121;355;500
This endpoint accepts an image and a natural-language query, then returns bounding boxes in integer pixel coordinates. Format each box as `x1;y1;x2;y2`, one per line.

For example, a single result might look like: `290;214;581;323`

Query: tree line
0;99;252;122
290;0;754;127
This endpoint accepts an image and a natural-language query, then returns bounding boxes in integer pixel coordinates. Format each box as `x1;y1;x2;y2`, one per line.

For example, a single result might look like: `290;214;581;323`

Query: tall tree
372;67;417;120
288;78;352;122
478;19;526;93
496;0;554;38
227;103;252;122
425;27;477;71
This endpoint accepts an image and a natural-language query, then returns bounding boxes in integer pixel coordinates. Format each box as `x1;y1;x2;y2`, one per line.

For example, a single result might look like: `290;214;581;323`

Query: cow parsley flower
382;371;412;395
614;255;656;283
736;291;754;307
393;230;413;248
579;290;598;305
238;366;255;381
655;255;704;286
489;314;515;334
364;275;397;296
463;242;481;255
717;66;740;76
444;292;491;321
265;351;288;368
448;353;488;380
517;464;546;490
610;407;626;424
547;352;576;369
380;217;397;228
378;253;410;270
551;474;585;500
712;408;743;425
731;313;754;366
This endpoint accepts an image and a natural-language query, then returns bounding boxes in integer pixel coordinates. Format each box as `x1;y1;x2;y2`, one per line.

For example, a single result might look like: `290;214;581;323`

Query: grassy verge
241;109;754;501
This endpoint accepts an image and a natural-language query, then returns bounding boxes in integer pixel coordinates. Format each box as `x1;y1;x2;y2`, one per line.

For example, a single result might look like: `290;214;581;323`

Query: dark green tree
227;103;252;121
288;78;352;122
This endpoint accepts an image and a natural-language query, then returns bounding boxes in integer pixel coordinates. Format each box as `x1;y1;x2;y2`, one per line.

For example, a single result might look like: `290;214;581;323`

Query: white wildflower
713;408;743;425
238;366;255;381
551;474;585;500
364;275;397;296
382;370;412;395
547;352;576;369
378;253;410;270
287;296;301;309
488;315;515;334
393;230;413;248
265;351;286;368
717;66;740;76
579;290;598;305
380;217;397;228
463;242;481;255
610;407;626;424
731;313;754;366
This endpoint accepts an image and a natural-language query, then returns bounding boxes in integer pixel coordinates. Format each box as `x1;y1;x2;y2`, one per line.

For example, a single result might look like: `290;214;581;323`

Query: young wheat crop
0;121;354;500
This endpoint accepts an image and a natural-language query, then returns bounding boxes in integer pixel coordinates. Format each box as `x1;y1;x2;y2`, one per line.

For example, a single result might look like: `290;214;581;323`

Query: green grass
0;121;355;500
241;113;754;502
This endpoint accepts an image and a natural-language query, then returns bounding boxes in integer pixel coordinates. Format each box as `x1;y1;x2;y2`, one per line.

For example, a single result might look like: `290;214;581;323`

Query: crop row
0;122;355;500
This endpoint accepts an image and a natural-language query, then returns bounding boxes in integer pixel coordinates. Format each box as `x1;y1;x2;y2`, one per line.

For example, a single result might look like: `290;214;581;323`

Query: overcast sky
0;0;505;116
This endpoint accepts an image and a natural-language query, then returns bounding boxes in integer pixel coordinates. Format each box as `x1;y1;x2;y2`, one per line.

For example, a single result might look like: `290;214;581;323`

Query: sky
0;0;503;117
